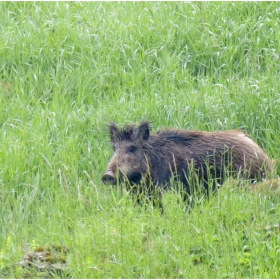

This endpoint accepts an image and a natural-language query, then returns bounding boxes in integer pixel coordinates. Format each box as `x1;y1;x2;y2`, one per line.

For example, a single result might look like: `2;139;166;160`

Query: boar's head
102;121;151;186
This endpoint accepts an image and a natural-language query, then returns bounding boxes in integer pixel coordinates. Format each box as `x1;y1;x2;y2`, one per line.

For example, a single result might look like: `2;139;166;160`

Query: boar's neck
143;134;180;187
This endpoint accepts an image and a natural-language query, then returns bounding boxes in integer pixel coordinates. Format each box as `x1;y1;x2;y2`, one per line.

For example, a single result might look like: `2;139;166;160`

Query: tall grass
1;2;280;278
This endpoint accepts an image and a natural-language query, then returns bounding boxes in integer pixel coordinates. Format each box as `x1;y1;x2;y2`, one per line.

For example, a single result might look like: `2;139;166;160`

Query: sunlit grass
1;1;280;278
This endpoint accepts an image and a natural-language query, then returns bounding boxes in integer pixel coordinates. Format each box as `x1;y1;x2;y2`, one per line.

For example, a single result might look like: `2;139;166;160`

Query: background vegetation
0;2;280;278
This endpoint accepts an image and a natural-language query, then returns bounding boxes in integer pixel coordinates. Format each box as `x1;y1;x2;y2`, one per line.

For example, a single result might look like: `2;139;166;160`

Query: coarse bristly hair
108;121;151;143
102;121;272;206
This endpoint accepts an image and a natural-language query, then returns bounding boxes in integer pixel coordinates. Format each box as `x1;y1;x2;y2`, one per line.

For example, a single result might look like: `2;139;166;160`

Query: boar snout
102;169;117;185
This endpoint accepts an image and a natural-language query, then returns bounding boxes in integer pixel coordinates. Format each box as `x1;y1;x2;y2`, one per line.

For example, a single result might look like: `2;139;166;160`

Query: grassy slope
0;2;280;278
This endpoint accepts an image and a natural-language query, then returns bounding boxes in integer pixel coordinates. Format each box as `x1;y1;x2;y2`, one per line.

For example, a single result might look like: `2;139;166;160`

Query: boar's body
102;122;272;195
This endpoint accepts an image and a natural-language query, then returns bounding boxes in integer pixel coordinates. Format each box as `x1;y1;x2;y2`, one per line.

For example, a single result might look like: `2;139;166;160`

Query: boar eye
127;146;137;154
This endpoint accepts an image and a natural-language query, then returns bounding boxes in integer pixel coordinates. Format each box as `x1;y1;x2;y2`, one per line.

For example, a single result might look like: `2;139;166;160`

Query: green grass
1;1;280;278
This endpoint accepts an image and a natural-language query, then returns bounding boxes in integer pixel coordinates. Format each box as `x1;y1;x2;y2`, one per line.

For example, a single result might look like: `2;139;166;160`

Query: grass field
1;1;280;278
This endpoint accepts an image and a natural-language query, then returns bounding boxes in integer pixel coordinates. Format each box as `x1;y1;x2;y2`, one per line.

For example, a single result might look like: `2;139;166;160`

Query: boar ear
109;123;118;143
137;121;150;141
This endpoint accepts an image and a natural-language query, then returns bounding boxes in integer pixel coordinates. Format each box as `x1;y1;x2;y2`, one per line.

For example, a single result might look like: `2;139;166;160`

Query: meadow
1;1;280;278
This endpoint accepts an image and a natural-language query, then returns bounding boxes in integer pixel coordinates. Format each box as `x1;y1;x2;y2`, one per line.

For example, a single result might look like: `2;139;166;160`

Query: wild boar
102;121;272;203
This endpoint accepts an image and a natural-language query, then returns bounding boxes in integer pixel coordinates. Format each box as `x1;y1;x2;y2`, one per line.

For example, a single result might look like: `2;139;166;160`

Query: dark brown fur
102;121;272;200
